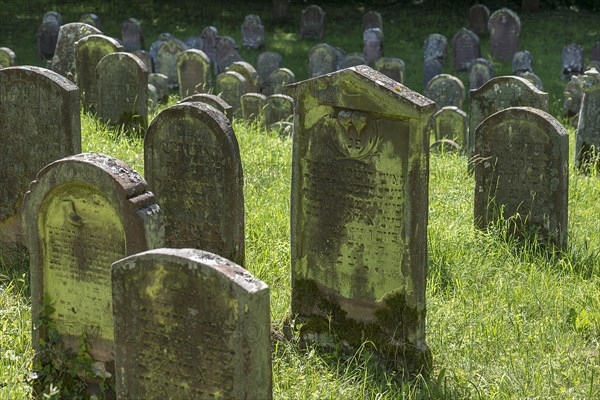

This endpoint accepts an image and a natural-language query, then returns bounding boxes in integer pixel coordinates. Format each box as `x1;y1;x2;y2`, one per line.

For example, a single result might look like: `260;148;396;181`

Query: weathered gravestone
468;4;490;35
363;11;383;31
215;36;243;74
133;49;153;73
285;65;435;372
22;153;163;389
518;71;544;91
574;68;600;169
300;5;326;39
0;67;81;247
112;248;271;399
155;37;188;87
424;33;448;62
512;50;533;73
308;43;340;78
563;76;582;118
37;11;62;61
339;52;367;69
241;93;267;123
242;14;265;49
148;73;169;103
180;93;233;121
431;106;467;148
592;42;600;63
149;33;175;66
0;47;16;69
423;58;442;89
468;57;494;90
469;75;548;153
373;57;405;84
147;83;159;111
144;102;244;265
200;26;219;69
488;8;521;61
80;13;102;30
562;43;584;80
75;34;124;110
452;28;480;71
227;61;259;93
177;49;212;97
264;94;294;126
96;52;148;130
217;70;247;118
363;28;383;64
257;51;283;91
266;67;295;95
51;22;101;81
423;74;465;110
474;107;568;248
121;18;144;52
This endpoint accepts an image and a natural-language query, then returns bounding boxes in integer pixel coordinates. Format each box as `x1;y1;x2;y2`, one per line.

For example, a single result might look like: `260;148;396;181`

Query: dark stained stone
264;94;294;126
121;18;144;52
423;58;442;89
272;0;292;23
488;8;521;61
242;14;265;49
241;93;267;123
363;28;384;64
177;49;212;97
468;4;490;35
468;57;494;90
423;74;465;110
37;11;62;60
512;50;533;73
179;93;233;122
362;11;383;31
51;22;102;81
300;5;326;39
215;36;243;74
452;28;480;71
592;42;600;62
217;70;248;118
561;43;584;80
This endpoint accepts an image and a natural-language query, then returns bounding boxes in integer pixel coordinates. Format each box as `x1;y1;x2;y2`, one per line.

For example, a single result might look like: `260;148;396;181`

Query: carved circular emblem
324;110;380;160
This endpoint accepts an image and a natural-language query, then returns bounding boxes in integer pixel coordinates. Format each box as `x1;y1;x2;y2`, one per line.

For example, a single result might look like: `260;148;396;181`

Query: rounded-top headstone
37;11;63;60
51;22;102;80
424;73;465;109
452;28;480;71
469;4;490;35
488;8;521;61
121;18;144;52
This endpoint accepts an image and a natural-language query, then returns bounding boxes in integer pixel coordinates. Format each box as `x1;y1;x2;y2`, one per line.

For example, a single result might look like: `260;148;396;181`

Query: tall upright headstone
424;74;465;110
373;57;405;84
215;36;243;74
201;26;219;69
300;5;326;39
424;33;448;63
468;4;490;35
285;66;435;372
242;14;265;49
144;102;244;265
121;18;144;52
0;67;81;247
574;68;600;168
177;48;212;97
155;37;188;87
363;28;384;64
468;57;494;90
423;58;442;89
217;71;247;118
257;51;283;90
452;28;480;71
112;248;271;399
474;107;568;248
51;22;101;81
37;11;62;61
561;43;584;80
488;8;521;61
22;153;163;387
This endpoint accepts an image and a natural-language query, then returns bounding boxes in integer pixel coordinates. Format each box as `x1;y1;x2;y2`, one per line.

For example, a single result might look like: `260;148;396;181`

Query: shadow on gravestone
51;22;102;82
468;57;494;91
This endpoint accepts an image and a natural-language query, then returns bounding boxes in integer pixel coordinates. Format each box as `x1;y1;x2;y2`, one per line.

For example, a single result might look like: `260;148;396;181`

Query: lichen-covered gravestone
424;33;447;63
112;248;271;399
574;68;600;169
144;102;244;265
561;43;584;80
37;11;62;61
373;57;405;84
215;36;243;74
431;106;467;148
155;37;188;87
300;5;326;39
285;65;435;372
241;93;267;123
363;28;383;63
51;22;101;81
179;93;233;122
241;14;265;49
0;67;81;248
22;153;163;389
96;52;148;130
474;107;568;248
264;94;294;126
308;43;340;78
488;8;520;61
512;50;533;73
423;74;465;110
468;57;494;90
226;61;259;93
217;70;247;118
452;28;480;71
177;49;212;97
468;4;489;35
121;18;144;52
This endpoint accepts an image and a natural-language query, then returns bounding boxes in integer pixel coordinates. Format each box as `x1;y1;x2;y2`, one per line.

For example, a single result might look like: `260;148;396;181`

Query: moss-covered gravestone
432;106;467;148
264;94;294;126
474;107;568;248
22;153;164;388
144;102;244;265
177;48;212;97
112;248;271;399
51;22;101;81
285;65;435;372
0;67;81;248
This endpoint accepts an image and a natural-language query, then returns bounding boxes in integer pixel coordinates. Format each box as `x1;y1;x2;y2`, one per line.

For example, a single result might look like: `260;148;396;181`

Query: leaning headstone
23;153;163;391
96;52;148;130
177;49;212;97
468;57;494;90
0;67;81;247
308;43;339;78
201;26;219;68
266;67;295;95
80;13;101;30
75;34;124;110
561;43;584;80
215;36;243;74
148;73;169;103
468;76;548;153
217;71;248;117
424;33;448;62
574;68;600;169
423;58;443;89
474;107;568;248
363;28;384;63
0;47;16;68
144;102;244;264
488;8;521;61
300;5;326;39
431;106;468;147
242;14;265;49
452;28;480;71
112;248;270;399
264;94;294;126
257;51;283;90
563;76;583;118
155;37;188;87
285;65;435;371
362;11;383;31
179;93;233;122
339;52;367;69
272;0;292;23
468;4;490;35
518;71;544;91
241;93;267;123
373;57;405;83
592;42;600;62
51;22;101;81
37;11;62;61
512;50;533;73
424;74;465;110
121;18;144;52
132;49;153;72
227;61;259;93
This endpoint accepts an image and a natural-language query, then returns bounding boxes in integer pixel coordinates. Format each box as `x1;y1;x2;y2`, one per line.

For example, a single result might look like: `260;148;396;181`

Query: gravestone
272;0;292;23
112;248;270;399
308;43;339;78
241;93;267;122
133;49;153;73
430;138;461;153
121;18;144;52
155;37;188;87
201;26;219;68
242;14;264;49
51;22;101;81
264;94;294;126
215;36;243;74
37;11;62;61
468;76;548;154
285;65;435;372
266;67;295;95
257;51;283;91
561;43;584;80
227;61;259;93
75;34;124;110
518;71;544;91
373;57;405;84
423;74;465;110
468;4;490;35
592;42;600;62
363;28;384;64
23;153;163;390
148;73;169;103
563;76;582;118
512;50;533;73
147;83;158;111
340;52;367;69
363;11;383;31
452;28;480;71
424;33;447;62
431;106;467;148
474;107;568;248
80;13;101;30
300;5;326;39
468;57;494;90
177;49;212;97
574;68;600;169
423;58;442;89
149;32;175;64
179;93;233;122
96;52;148;130
217;71;247;117
0;48;16;68
0;67;81;247
522;0;540;12
488;8;521;61
144;102;244;264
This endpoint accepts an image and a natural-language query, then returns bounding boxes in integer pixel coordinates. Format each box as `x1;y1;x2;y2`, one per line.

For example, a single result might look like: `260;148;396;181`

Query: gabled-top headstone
363;28;384;63
257;51;282;90
179;93;233;122
23;152;163;389
37;11;62;61
215;36;243;74
242;14;265;49
308;43;339;78
468;57;494;90
561;43;584;80
373;57;405;84
424;73;465;110
362;11;383;31
285;65;435;372
51;22;101;81
155;37;188;87
574;68;600;169
512;50;533;73
227;61;259;93
112;248;271;399
177;48;212;97
452;28;480;71
488;8;521;61
121;18;144;52
0;66;81;247
0;48;16;69
424;33;448;62
468;4;490;35
300;5;326;39
144;102;244;264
